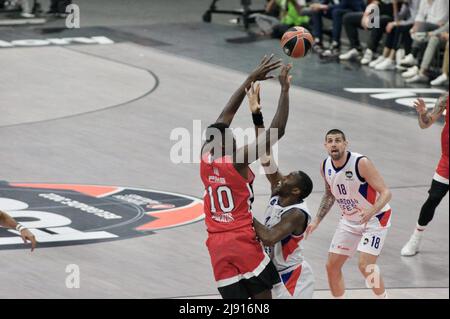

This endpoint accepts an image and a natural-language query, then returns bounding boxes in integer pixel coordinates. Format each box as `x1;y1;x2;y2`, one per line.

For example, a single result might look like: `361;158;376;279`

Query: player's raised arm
215;54;282;126
246;81;283;192
305;162;335;239
0;209;36;252
415;93;448;129
235;63;292;167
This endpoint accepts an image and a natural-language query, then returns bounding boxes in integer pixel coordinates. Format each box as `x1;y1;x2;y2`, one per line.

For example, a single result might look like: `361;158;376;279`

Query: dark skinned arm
215;54;282;126
246;81;283;193
253;208;307;247
0;210;36;251
234;63;292;170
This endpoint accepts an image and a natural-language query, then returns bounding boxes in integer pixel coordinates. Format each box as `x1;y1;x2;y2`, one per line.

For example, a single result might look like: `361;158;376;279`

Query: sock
414;223;426;236
375;290;388;299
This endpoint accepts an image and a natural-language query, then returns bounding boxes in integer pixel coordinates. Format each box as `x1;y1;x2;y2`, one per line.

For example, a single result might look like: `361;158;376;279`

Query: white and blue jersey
323;152;392;227
263;196;314;298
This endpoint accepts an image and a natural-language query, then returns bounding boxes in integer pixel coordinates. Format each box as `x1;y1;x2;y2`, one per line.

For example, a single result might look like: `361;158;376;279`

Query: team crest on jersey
345;171;354;179
328;169;332;176
0;182;204;250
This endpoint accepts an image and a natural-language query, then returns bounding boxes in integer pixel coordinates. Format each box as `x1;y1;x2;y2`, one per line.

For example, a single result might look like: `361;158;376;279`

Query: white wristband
15;224;26;232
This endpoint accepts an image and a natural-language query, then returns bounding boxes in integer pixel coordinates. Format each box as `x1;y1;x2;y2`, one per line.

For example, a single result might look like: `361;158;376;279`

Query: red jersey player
402;92;449;256
200;56;292;299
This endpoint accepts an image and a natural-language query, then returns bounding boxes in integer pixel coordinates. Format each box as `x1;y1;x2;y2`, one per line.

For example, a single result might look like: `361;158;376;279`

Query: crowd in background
254;0;449;86
0;0;71;18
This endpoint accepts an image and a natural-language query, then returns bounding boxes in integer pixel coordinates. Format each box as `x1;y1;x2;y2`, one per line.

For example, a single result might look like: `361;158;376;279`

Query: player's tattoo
420;112;431;125
431;92;448;117
317;189;335;221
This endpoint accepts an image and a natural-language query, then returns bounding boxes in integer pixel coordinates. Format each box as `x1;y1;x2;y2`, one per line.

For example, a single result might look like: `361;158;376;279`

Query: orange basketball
280;26;314;58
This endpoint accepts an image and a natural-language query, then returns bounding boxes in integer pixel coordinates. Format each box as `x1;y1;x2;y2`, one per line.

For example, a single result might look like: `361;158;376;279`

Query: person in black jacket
310;0;365;55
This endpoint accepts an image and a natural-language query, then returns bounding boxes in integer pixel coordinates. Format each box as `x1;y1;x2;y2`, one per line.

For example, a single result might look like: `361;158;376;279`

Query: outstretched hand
245;82;261;114
249;54;283;82
414;98;427;115
278;63;292;89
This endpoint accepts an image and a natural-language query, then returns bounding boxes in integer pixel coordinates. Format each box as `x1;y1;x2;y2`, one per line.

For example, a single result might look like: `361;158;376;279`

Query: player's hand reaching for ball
278;63;292;90
245;82;261;114
249;54;282;82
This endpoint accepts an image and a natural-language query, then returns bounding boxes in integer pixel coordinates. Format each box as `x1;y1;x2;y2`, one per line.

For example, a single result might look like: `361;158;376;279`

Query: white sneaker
401;65;419;78
406;73;429;83
360;49;373;65
396;49;405;65
20;12;35;18
339;48;360;60
375;58;396;70
396;64;407;71
430;73;449;86
411;32;428;43
369;56;385;68
401;234;422;256
400;53;417;66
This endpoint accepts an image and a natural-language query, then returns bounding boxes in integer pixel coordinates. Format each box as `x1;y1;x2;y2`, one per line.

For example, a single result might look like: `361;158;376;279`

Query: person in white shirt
399;0;449;74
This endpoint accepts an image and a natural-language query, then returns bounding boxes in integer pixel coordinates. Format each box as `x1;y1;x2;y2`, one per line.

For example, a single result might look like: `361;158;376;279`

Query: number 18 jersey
323;152;391;227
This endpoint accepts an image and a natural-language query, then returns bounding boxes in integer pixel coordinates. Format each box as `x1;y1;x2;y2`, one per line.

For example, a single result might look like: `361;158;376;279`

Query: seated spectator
19;0;35;18
430;38;449;86
370;0;419;70
309;0;365;56
339;0;397;65
404;22;448;83
399;0;448;67
254;0;311;39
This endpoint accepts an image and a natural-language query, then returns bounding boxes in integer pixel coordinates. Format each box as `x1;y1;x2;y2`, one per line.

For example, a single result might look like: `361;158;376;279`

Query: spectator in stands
370;0;419;70
254;0;311;39
399;0;448;77
404;22;448;83
310;0;365;56
430;39;449;86
19;0;35;18
339;0;398;65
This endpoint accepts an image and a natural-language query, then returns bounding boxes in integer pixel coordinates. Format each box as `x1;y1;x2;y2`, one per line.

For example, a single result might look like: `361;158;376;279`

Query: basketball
280;26;314;58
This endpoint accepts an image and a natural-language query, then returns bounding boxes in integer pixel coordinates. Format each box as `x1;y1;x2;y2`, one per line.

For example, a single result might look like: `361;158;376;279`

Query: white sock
375;290;388;299
414;223;426;236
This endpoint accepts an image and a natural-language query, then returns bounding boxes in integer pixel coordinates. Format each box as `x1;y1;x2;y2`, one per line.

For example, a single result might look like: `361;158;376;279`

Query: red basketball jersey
200;153;255;233
442;97;449;158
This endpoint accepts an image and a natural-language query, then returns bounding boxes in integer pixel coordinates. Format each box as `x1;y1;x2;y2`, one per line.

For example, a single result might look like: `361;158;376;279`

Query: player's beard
330;149;344;161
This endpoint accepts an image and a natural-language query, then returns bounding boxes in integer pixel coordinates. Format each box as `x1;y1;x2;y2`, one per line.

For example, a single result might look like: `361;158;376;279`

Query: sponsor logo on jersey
345;171;354;179
363;238;369;245
328;169;332;176
0;183;203;250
